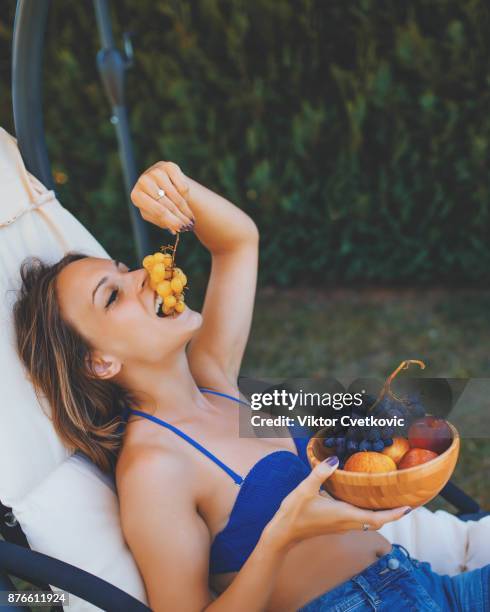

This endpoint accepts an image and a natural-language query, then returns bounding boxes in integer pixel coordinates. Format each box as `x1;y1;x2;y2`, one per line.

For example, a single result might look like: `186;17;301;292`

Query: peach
398;448;438;470
344;452;397;474
381;437;410;465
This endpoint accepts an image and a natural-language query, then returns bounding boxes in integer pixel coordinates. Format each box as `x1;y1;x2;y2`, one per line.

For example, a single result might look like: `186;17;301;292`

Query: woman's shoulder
116;435;191;500
115;442;205;571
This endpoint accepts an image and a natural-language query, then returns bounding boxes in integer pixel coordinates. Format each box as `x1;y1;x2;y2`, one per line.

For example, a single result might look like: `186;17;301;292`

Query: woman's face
56;256;202;373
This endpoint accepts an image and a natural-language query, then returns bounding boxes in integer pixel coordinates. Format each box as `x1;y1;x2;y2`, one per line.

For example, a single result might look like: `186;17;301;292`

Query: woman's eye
106;288;119;309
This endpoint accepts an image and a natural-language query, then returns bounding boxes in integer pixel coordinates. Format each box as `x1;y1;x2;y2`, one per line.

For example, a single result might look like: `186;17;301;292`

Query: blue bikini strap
199;387;308;464
126;402;244;486
197;387;250;406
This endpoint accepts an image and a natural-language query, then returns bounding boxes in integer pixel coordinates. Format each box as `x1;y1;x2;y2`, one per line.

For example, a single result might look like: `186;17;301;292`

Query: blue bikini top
123;387;312;575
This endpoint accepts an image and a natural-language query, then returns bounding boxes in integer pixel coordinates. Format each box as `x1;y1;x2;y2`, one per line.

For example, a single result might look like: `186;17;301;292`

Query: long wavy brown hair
12;252;137;474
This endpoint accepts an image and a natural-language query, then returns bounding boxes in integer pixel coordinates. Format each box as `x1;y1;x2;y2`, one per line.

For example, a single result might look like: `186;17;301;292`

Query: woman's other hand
263;456;411;552
130;161;195;233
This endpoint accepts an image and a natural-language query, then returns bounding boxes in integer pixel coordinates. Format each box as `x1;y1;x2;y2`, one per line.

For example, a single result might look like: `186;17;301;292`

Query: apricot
344;452;397;474
398;448;438;470
381;437;410;465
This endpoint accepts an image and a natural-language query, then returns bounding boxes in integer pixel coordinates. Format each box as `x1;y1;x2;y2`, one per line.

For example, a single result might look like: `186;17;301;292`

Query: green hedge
1;0;490;284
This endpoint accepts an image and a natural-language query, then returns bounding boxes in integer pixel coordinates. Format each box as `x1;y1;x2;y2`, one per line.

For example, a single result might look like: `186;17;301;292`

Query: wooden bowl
306;422;460;510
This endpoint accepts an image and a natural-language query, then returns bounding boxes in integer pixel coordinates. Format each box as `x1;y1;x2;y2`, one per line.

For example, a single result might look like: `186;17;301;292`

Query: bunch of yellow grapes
142;251;187;316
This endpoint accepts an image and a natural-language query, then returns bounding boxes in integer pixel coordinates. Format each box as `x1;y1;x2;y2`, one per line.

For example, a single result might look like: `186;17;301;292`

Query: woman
13;161;489;612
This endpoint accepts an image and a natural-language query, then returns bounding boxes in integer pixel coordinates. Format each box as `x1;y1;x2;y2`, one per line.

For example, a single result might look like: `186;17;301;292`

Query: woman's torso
118;388;391;612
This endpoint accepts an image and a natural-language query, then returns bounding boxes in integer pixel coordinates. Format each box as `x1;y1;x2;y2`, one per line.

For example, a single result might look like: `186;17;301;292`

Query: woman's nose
128;267;149;293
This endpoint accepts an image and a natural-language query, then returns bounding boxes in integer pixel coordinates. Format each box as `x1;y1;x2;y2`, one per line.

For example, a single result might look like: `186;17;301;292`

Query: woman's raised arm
131;162;259;390
184;175;259;390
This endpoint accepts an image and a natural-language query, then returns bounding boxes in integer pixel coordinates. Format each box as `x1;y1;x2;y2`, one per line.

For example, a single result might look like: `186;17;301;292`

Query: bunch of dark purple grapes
323;392;426;468
370;392;426;435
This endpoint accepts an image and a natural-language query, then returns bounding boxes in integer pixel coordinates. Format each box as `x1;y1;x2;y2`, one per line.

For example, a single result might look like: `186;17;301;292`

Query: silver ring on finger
156;188;166;201
362;523;370;531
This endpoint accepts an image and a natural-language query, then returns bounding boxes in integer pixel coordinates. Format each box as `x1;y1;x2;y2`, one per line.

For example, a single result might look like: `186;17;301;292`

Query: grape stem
172;232;180;265
368;359;426;415
159;232;180;267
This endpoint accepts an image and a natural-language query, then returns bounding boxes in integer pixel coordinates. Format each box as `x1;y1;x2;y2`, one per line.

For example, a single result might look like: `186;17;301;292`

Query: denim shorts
297;543;490;611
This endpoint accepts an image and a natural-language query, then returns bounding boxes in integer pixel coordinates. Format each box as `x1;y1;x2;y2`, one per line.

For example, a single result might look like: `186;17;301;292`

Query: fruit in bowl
408;417;452;454
381;436;410;465
306;360;460;509
398;448;438;470
307;422;459;509
344;452;396;473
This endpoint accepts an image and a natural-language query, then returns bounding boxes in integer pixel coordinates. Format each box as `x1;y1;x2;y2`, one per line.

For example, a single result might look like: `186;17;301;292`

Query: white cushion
465;514;490;571
379;505;490;575
379;506;467;575
0;127;108;503
13;453;147;611
0;127;149;610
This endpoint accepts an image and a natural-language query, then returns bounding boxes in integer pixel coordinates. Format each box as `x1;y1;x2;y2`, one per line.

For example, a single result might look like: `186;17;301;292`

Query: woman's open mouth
154;293;165;317
153;291;184;318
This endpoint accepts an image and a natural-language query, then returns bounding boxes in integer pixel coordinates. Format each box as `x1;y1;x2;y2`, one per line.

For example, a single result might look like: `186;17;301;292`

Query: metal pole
93;0;151;262
12;0;53;189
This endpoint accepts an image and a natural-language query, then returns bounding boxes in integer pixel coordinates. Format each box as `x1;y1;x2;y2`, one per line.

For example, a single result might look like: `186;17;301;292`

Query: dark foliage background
1;0;490;285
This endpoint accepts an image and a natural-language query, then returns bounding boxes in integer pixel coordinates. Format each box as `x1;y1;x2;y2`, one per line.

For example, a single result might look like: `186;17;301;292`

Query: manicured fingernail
325;456;339;466
403;508;412;515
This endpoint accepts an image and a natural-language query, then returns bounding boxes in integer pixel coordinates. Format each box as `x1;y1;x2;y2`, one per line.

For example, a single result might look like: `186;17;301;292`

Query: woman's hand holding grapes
130;161;195;233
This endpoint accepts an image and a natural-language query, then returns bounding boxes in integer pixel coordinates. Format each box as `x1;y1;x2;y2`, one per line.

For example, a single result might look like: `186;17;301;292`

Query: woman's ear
85;352;122;380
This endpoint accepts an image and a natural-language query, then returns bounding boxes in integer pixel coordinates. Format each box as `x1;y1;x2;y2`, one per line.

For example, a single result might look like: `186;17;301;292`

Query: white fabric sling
0;127;148;611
